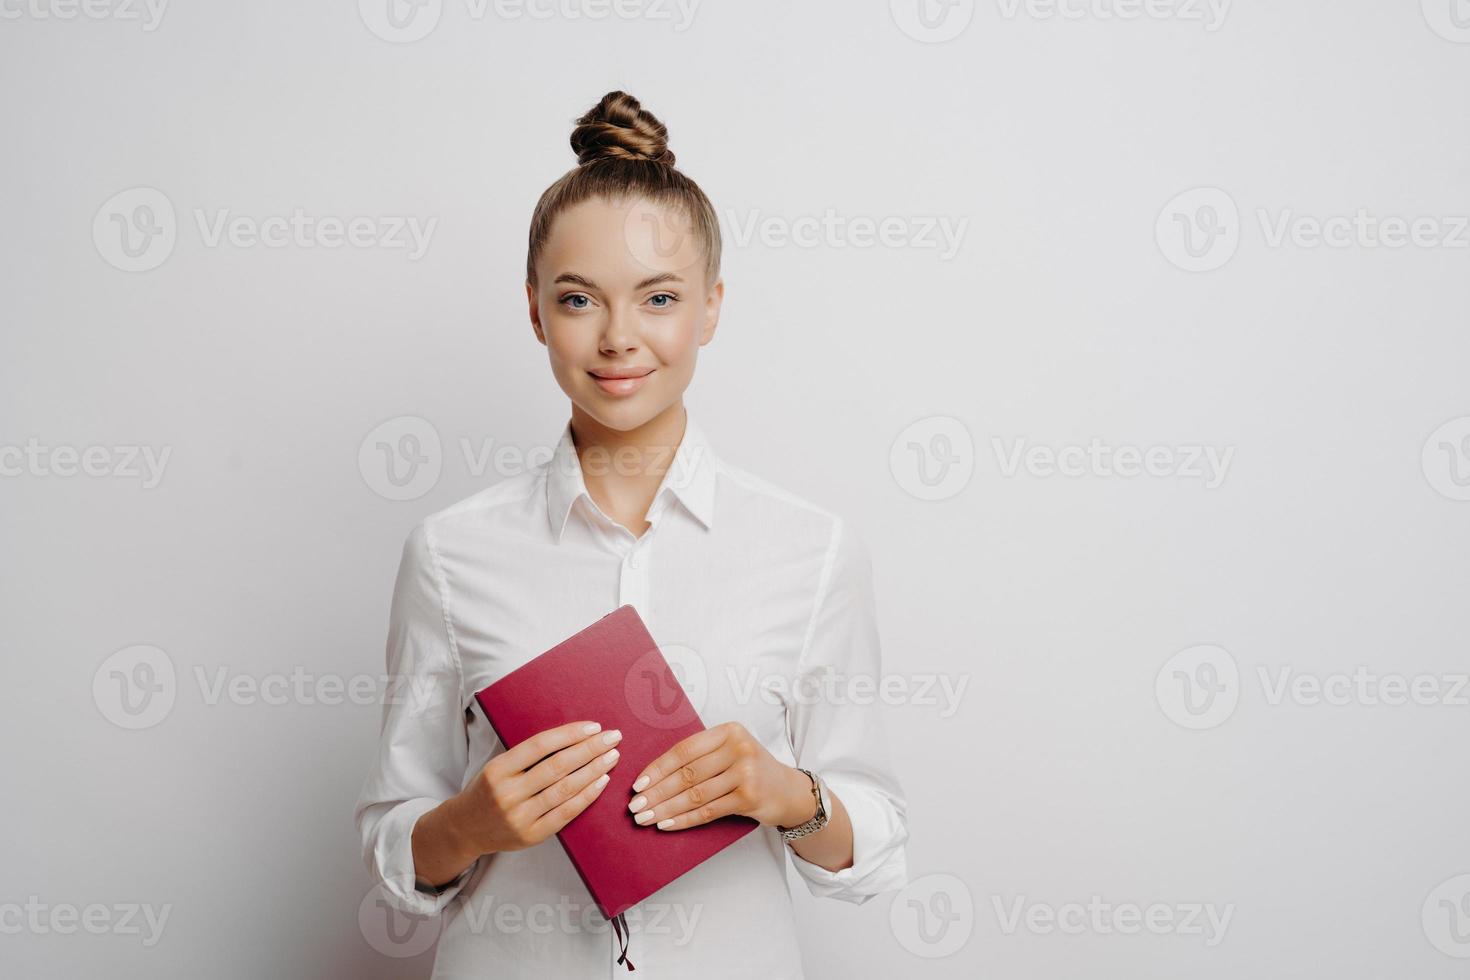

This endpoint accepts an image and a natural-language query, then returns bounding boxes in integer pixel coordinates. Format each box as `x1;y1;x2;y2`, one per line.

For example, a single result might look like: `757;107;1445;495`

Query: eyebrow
552;271;685;291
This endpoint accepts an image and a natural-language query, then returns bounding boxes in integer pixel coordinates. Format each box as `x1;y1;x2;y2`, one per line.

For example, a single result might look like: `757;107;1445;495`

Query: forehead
540;195;704;285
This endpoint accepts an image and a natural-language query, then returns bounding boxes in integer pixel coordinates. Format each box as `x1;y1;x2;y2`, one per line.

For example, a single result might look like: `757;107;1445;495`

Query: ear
698;277;724;347
527;280;546;346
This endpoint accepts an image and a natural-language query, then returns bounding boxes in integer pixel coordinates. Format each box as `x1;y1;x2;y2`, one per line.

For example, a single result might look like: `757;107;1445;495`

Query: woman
353;91;909;978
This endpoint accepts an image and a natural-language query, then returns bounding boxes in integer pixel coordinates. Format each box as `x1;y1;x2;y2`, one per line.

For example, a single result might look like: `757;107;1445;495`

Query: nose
599;304;640;356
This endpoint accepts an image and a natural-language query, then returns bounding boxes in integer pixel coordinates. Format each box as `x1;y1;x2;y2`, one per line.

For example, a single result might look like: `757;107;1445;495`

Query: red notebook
473;604;760;922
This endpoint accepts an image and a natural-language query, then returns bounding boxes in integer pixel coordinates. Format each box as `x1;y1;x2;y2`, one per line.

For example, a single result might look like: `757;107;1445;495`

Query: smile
588;369;654;396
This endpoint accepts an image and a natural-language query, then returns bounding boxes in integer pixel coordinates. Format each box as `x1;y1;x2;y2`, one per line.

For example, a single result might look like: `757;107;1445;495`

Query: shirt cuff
785;774;909;905
369;797;479;917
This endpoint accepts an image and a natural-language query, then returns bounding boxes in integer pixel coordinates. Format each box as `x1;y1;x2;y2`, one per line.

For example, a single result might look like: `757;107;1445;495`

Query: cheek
649;314;702;363
542;314;587;361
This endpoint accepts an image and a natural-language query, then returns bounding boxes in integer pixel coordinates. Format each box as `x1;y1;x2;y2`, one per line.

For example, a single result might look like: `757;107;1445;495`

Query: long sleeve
352;521;479;916
781;518;911;905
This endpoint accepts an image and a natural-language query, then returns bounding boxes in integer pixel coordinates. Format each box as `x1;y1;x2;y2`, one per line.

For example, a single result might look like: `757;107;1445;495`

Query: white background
3;1;1469;977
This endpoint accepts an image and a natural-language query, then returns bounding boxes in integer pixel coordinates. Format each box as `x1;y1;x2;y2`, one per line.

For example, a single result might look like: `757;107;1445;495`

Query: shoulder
403;468;544;558
714;457;870;567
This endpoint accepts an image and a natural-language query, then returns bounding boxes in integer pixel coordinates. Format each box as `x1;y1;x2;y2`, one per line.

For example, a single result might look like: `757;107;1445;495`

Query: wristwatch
777;768;830;841
414;860;475;896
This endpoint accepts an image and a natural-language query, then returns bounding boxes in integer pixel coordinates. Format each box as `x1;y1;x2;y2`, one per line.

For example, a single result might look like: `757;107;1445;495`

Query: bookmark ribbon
611;911;636;971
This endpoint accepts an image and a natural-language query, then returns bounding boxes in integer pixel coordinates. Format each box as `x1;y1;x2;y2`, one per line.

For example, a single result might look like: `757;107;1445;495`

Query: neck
568;401;688;536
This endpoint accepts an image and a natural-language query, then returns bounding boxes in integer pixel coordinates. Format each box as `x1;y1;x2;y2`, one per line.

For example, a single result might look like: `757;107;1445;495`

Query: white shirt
353;409;910;979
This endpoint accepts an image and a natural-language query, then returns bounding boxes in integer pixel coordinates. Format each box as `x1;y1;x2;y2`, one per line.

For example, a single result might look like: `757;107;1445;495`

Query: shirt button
628;552;642;569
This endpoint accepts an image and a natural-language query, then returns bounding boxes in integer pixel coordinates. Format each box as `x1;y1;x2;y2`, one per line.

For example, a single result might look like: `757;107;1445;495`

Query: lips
589;367;655;380
588;367;654;397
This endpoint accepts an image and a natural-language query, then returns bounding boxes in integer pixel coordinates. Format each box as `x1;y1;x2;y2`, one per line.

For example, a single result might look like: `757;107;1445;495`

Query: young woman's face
528;195;722;432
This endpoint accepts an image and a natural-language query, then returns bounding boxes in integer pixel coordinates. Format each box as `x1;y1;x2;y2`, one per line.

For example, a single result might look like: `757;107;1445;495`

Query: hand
626;721;817;832
452;720;624;855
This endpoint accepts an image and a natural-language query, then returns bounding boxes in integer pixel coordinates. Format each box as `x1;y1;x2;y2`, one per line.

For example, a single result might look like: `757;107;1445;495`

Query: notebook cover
472;604;759;919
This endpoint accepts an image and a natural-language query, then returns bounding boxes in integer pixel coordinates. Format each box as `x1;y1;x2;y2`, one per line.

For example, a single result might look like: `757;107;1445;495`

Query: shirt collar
545;409;718;542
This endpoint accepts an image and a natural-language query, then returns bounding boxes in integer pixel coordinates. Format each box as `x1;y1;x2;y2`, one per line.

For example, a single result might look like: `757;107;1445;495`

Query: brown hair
525;91;722;289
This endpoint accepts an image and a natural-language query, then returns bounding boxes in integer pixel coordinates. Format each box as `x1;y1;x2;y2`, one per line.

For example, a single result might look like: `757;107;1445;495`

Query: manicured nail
632;775;650;793
582;722;601;735
628;795;646;813
602;729;622;745
601;749;619;765
656;819;674;830
593;774;609;789
634;810;656;824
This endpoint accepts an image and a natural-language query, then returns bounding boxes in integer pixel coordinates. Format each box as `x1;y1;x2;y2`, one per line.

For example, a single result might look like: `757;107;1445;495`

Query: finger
496;720;606;779
630;724;732;796
523;743;620;826
627;745;734;815
499;720;606;773
645;788;744;831
520;727;623;799
633;768;742;828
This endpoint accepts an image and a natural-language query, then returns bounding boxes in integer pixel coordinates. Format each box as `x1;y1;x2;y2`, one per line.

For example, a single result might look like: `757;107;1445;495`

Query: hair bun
569;90;676;168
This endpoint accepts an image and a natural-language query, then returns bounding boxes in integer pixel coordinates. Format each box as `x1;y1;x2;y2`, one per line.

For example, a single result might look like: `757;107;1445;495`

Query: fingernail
632;775;650;793
583;722;601;735
634;810;656;824
593;774;609;789
656;819;674;830
602;729;622;745
601;748;619;764
628;795;646;813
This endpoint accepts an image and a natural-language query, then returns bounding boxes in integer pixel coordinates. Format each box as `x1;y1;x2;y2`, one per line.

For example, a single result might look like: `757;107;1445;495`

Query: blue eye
648;292;677;308
559;293;591;310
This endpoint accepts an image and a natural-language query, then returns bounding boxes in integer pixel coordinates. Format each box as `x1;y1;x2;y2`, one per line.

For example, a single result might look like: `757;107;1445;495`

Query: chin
586;395;676;431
